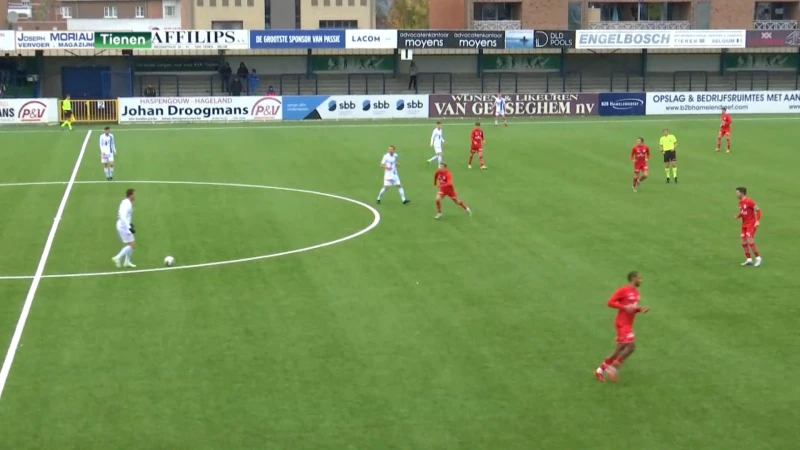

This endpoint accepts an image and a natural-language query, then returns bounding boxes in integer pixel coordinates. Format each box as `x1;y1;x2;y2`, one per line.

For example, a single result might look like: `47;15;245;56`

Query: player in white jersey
377;145;410;205
494;93;507;127
111;188;137;268
427;121;446;165
99;126;116;181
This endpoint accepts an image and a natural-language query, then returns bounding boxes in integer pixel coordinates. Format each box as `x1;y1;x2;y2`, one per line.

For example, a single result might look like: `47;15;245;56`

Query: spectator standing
16;54;26;87
144;85;157;97
266;85;276;96
248;69;259;95
237;62;249;84
408;61;418;91
230;77;243;96
219;62;232;93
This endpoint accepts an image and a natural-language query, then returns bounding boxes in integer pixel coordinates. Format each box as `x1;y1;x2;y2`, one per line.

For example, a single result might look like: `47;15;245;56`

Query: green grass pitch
0;116;798;450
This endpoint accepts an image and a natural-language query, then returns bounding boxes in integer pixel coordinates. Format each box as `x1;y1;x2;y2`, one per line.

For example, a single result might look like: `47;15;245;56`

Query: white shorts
495;110;505;117
116;222;134;243
433;145;443;154
101;152;114;163
383;174;401;187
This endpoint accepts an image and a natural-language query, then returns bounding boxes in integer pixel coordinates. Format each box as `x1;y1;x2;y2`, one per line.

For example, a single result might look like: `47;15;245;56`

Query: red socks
436;200;442;213
479;155;484;166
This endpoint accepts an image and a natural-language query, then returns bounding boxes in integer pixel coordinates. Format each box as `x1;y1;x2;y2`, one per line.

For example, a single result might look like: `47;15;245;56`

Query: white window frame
103;6;118;18
163;5;177;17
59;6;71;18
135;5;145;18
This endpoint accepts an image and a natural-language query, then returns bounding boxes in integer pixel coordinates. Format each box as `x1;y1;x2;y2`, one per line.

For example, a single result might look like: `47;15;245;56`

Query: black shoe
110;177;113;181
674;177;678;184
403;200;410;204
666;178;670;183
376;199;381;204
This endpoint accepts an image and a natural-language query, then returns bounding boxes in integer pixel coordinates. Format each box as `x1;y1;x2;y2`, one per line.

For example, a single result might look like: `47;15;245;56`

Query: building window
59;5;71;18
695;0;710;28
473;2;519;21
361;0;366;5
197;0;203;6
567;2;581;30
324;0;330;6
312;0;318;5
164;5;176;16
103;6;118;18
295;0;301;27
210;0;216;6
135;5;145;17
319;19;357;28
755;2;787;20
348;0;354;5
235;0;241;6
222;0;229;6
336;0;342;5
265;0;271;27
247;0;254;6
212;20;244;29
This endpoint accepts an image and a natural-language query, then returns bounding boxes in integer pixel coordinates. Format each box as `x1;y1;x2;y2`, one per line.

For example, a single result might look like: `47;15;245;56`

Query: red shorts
741;224;757;239
438;186;456;198
470;145;482;153
634;164;648;173
615;324;635;344
719;128;730;136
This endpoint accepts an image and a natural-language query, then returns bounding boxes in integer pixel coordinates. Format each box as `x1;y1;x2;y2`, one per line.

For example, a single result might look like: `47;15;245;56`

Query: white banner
15;31;94;49
151;30;249;50
315;95;428;120
0;30;14;51
576;30;745;49
119;96;283;123
646;91;800;115
345;30;397;49
0;98;59;124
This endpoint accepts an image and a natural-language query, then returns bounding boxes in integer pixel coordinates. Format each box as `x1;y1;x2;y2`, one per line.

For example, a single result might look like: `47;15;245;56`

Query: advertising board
428;94;599;117
646;91;800;115
281;95;428;120
0;99;59;125
118;96;283;122
598;93;646;116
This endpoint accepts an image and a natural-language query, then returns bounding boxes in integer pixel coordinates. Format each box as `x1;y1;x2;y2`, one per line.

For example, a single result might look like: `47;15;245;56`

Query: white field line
0;115;798;134
0;130;92;401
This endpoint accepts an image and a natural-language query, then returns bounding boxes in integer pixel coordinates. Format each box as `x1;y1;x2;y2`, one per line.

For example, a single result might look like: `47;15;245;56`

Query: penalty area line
0;129;92;402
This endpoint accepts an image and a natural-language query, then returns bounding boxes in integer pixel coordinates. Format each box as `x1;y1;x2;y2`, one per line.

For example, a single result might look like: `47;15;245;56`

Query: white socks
428;154;442;163
115;245;133;262
377;187;386;200
109;166;114;177
103;167;109;178
398;188;406;201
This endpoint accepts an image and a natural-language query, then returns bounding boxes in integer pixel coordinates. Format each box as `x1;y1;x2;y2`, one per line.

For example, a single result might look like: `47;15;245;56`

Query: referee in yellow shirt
60;94;73;131
659;128;678;183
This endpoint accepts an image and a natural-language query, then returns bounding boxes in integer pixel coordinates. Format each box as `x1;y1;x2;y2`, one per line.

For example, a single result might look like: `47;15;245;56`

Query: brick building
430;0;799;31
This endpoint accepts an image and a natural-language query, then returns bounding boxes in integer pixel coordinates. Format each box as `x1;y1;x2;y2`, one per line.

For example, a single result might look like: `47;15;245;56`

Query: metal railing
610;72;645;92
279;73;318;95
672;71;708;91
588;20;690;30
472;20;521;31
480;72;518;93
734;71;770;91
346;73;386;95
415;72;452;94
754;20;798;30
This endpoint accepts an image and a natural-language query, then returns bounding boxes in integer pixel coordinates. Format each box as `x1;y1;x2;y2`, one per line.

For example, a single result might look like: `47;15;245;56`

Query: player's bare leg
670;161;677;183
435;193;443;219
478;151;486;169
108;162;114;181
742;237;761;267
716;133;722;152
452;196;471;216
726;134;731;153
468;151;475;169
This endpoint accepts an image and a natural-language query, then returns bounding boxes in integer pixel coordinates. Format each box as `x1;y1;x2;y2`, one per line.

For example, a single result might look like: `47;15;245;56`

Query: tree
387;0;428;30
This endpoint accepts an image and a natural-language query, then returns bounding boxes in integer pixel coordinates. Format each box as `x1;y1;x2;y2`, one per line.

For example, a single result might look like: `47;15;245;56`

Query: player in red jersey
735;186;762;267
468;122;486;170
630;137;650;192
434;163;471;219
716;107;732;153
594;271;649;383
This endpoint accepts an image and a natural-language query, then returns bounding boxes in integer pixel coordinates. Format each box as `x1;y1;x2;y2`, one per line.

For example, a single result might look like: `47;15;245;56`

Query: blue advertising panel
250;30;345;49
598;93;646;116
281;96;330;120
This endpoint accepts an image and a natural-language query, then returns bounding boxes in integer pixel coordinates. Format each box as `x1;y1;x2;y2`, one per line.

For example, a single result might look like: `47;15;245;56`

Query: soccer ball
164;256;175;267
